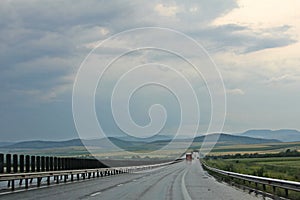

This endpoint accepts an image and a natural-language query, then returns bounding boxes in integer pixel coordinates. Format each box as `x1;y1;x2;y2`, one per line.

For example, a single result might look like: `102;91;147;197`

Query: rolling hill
0;142;15;147
2;139;84;149
1;133;281;150
193;133;280;144
240;129;300;142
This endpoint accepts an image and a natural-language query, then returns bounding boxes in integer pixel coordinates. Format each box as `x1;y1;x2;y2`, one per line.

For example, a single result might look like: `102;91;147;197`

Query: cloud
227;88;245;95
154;3;179;17
190;24;296;54
0;0;299;140
241;32;296;53
266;74;300;86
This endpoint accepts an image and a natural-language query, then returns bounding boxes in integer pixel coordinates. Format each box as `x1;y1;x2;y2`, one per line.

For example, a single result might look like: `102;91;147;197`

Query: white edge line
181;169;192;200
90;191;101;197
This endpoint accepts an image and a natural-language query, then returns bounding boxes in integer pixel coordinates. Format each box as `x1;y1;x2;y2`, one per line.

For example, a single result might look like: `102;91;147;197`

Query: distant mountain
83;137;145;150
0;142;15;147
1;133;281;150
2;139;84;149
1;137;148;151
193;133;280;144
117;134;172;142
240;129;300;142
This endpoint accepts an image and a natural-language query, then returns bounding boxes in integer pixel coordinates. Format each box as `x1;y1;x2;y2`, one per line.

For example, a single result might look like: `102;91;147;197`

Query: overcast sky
1;0;300;141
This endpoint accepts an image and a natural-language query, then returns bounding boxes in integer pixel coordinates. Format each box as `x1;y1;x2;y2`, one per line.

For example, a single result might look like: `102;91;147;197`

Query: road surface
1;160;261;200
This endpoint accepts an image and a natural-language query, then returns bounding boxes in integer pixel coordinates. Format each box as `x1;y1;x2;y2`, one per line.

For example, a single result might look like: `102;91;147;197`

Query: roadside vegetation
204;149;300;182
202;149;300;199
205;141;300;155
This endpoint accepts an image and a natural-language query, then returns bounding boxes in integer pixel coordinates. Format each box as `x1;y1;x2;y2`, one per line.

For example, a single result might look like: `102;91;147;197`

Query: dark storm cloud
0;0;297;140
188;24;296;53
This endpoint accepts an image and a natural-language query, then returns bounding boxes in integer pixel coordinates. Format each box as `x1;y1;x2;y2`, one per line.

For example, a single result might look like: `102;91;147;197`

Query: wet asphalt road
1;160;261;200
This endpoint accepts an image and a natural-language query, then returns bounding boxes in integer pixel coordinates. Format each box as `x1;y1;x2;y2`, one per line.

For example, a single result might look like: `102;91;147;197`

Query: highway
1;160;261;200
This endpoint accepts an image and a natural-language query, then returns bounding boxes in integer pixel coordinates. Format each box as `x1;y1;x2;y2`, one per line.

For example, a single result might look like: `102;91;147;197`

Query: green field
205;142;300;155
203;156;300;199
204;157;300;182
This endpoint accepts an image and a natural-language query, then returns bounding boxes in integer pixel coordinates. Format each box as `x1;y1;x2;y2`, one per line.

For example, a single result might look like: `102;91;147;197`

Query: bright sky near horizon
0;0;299;141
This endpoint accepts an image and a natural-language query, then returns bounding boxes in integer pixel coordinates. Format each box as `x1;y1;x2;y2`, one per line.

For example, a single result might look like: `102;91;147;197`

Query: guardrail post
25;178;29;189
285;189;288;197
19;155;24;173
31;156;35;172
11;180;15;191
25;155;30;172
36;156;41;172
64;174;67;182
0;154;4;173
13;154;18;173
37;177;41;187
6;154;11;173
56;175;59;184
41;156;45;171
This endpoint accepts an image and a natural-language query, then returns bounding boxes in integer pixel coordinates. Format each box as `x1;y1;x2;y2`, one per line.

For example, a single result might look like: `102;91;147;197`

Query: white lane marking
132;165;167;174
90;192;101;197
181;169;192;200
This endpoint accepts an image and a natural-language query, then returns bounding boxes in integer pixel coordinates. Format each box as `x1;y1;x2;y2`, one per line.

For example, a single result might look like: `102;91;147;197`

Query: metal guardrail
0;160;178;191
201;161;300;198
